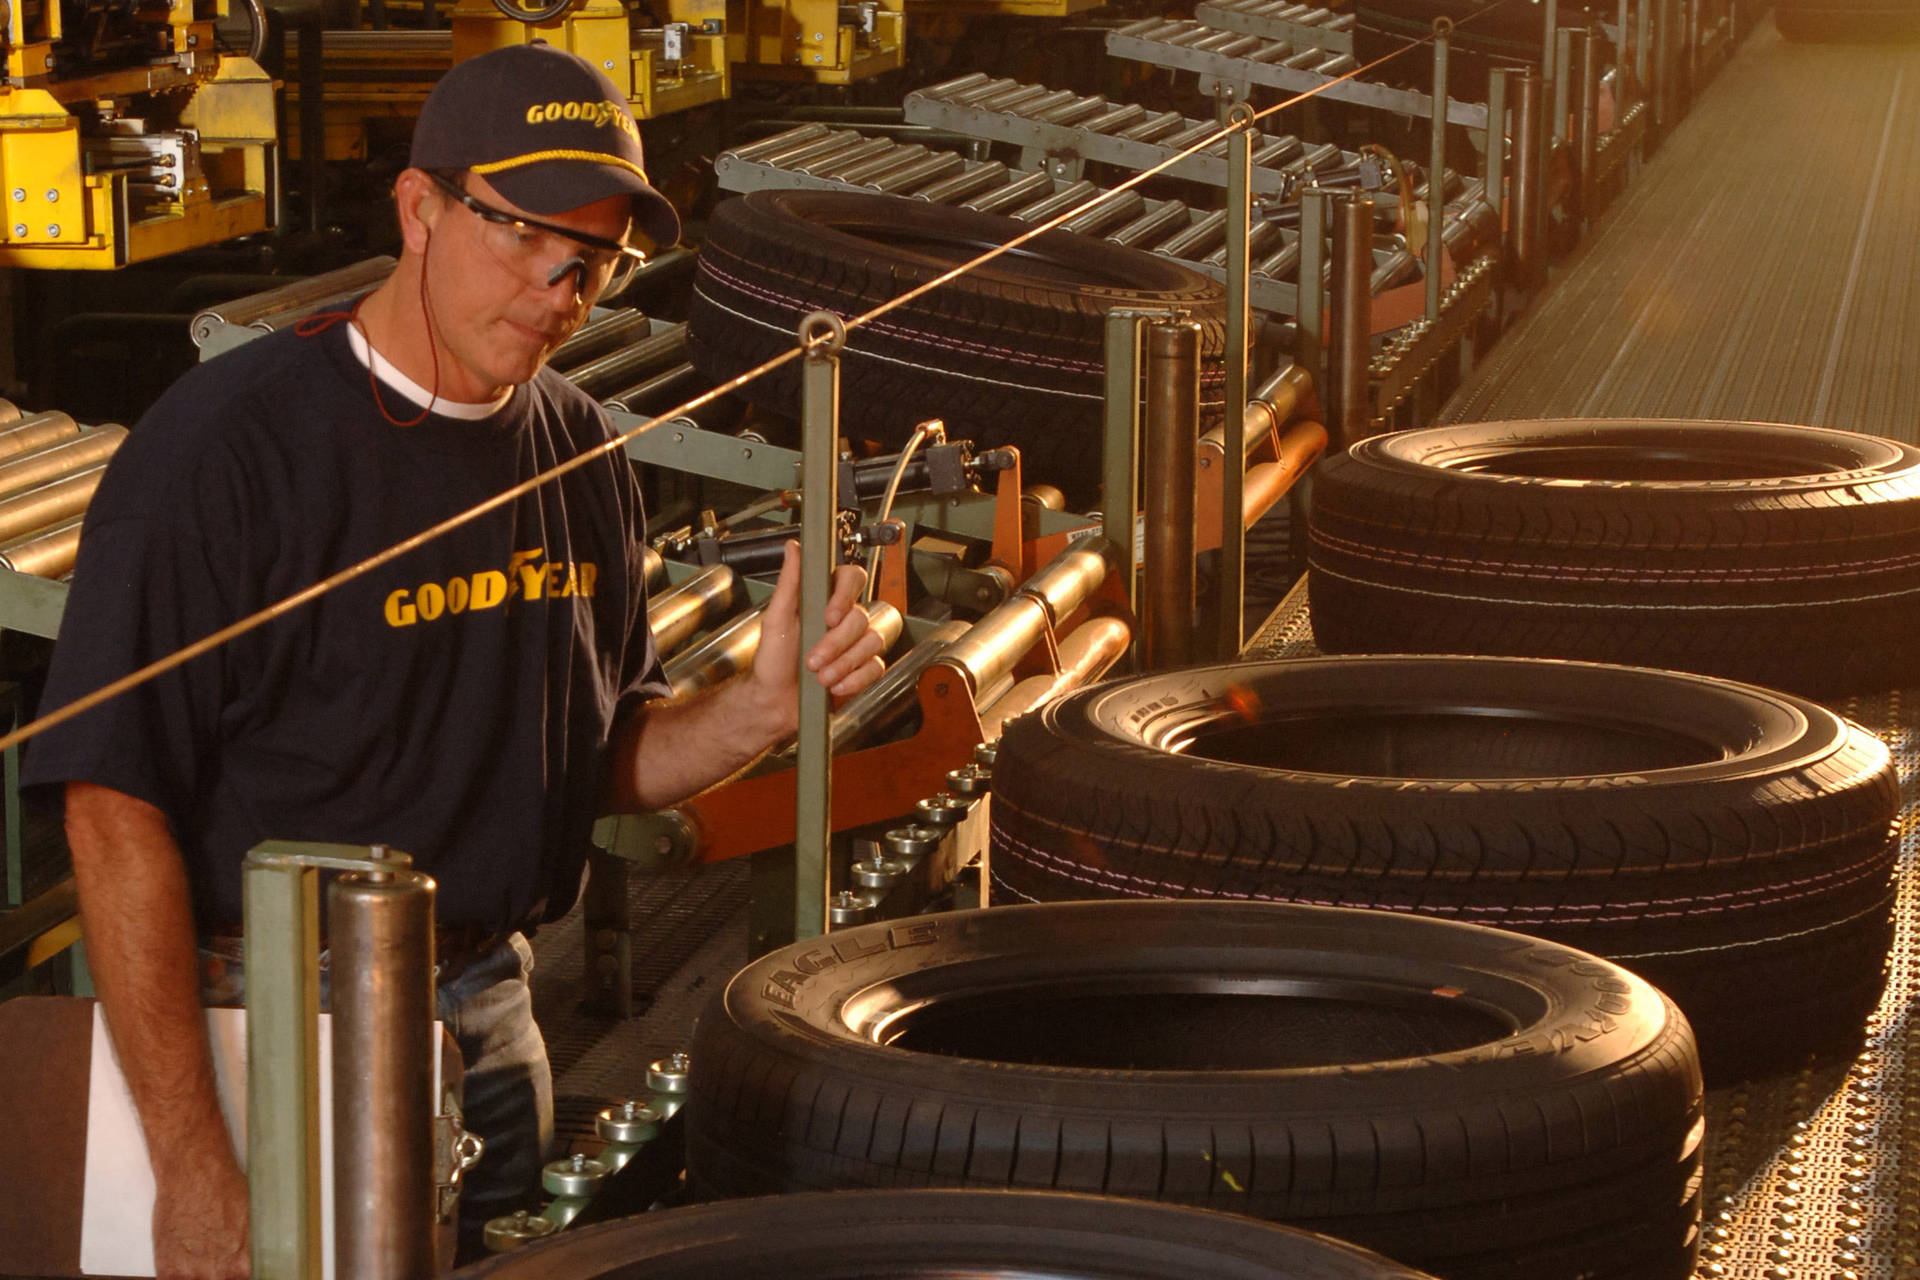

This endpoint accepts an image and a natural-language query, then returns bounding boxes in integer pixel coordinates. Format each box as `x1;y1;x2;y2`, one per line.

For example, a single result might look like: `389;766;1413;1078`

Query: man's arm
65;782;250;1280
604;540;889;812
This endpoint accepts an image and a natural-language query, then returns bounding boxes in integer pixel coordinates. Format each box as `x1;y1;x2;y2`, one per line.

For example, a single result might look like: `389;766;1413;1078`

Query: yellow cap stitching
471;150;652;184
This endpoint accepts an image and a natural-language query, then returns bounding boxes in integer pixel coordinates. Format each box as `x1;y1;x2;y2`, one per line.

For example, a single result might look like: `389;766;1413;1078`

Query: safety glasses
429;170;648;300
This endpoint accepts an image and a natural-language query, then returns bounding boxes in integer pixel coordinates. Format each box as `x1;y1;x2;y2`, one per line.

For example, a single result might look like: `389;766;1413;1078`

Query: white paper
81;1006;438;1279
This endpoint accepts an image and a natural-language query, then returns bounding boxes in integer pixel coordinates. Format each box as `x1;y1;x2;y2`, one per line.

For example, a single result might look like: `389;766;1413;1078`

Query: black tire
1304;419;1920;697
458;1189;1440;1279
988;656;1899;1082
685;900;1705;1280
687;190;1228;507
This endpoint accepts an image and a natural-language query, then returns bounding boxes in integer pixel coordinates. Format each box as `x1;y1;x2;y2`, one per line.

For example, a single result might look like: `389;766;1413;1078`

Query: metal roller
569;328;691;400
550;309;652;372
643;545;666;588
0;400;18;426
0;467;105;544
189;257;397;346
0;426;127;504
328;866;436;1280
727;123;830;165
0;516;82;579
1015;541;1112;630
665;602;902;697
0;411;82;462
648;565;738;656
978;614;1133;739
603;364;704;416
771;620;970;763
1202;362;1316;461
960;170;1054;215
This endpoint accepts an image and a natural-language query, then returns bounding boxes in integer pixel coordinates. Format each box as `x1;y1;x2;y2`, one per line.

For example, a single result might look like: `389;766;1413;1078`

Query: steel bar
243;857;323;1280
0;399;18;426
0;516;80;578
800;137;896;176
1428;23;1451;322
329;865;436;1280
914;162;1008;204
1219;109;1253;661
298;19;325;239
0;410;81;462
1297;189;1331;389
1101;311;1153;623
0;426;125;503
647;564;737;656
1637;0;1652;105
1509;70;1545;288
1328;194;1374;447
189;257;396;346
796;313;841;941
1140;318;1200;671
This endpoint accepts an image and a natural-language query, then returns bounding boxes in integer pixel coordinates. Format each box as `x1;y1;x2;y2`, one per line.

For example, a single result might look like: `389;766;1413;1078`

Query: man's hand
750;539;889;717
603;538;892;813
152;1151;249;1280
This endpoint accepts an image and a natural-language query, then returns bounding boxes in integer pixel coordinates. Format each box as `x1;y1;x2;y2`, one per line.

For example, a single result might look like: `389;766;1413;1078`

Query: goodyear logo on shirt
524;100;640;144
384;548;598;627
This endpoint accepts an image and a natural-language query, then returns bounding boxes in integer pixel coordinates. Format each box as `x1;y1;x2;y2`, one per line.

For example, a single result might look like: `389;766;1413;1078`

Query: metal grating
1244;598;1920;1280
1440;22;1920;439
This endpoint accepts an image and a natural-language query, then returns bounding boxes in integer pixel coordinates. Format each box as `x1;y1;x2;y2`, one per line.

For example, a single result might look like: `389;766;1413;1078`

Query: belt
202;922;517;986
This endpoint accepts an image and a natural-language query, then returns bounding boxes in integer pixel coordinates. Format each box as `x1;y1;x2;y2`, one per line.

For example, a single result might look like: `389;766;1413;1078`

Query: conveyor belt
1442;21;1920;436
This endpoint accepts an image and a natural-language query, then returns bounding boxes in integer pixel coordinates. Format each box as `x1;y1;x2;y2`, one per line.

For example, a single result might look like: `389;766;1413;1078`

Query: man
23;43;888;1278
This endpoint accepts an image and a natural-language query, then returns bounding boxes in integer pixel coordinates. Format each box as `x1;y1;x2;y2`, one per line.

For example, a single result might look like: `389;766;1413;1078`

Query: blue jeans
198;932;553;1245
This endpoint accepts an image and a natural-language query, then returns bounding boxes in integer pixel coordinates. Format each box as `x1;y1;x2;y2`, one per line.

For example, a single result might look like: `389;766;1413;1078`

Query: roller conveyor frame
902;73;1364;196
1107;18;1491;130
1192;0;1357;54
717;123;1495;323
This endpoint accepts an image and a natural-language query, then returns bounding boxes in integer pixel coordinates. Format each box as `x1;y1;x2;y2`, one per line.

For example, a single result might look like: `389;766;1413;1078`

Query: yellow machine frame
0;0;276;267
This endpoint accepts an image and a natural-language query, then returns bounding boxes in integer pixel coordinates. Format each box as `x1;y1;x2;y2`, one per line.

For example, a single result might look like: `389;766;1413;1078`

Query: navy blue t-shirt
23;320;666;932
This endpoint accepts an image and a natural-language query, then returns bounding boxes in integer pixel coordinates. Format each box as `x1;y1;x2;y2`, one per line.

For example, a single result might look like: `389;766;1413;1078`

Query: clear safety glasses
429;170;648;300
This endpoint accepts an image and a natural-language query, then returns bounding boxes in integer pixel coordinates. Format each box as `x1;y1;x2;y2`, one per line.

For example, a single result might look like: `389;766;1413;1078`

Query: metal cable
0;8;1508;759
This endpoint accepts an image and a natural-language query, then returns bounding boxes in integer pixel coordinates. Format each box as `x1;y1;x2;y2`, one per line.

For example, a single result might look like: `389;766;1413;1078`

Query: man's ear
393;168;440;255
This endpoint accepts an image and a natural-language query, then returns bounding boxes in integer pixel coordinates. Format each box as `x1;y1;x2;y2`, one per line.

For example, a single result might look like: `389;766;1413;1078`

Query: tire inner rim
1428;439;1843;481
854;976;1520;1071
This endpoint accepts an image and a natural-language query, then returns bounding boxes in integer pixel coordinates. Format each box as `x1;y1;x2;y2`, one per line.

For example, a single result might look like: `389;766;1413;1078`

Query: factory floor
533;14;1920;1276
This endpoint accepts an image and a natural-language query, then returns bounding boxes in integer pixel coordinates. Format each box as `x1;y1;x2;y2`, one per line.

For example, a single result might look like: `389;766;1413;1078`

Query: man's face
421;171;632;401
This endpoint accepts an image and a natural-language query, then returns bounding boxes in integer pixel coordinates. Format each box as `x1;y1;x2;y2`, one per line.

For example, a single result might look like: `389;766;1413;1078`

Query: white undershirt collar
346;324;513;421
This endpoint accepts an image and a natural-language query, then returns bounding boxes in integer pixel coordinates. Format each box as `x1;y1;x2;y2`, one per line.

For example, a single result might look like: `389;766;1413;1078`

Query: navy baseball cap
410;43;682;249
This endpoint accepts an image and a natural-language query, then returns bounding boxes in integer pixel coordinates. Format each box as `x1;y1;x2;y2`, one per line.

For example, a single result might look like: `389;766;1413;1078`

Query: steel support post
1652;0;1670;128
243;843;424;1280
1102;307;1173;650
1140;318;1200;671
795;311;844;941
1637;0;1652;105
1575;27;1601;220
1328;194;1374;449
244;857;324;1280
1427;20;1452;323
1509;70;1544;291
1296;187;1332;388
1543;0;1561;136
330;864;436;1280
1217;105;1255;660
1484;68;1508;222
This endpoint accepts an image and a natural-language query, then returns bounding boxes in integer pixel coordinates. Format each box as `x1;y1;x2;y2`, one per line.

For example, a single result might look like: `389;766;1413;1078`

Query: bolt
571;1153;588;1171
8;189;20;202
813;30;824;37
623;1101;641;1119
814;53;824;62
186;32;198;45
653;834;674;856
667;1052;689;1072
512;1210;531;1226
11;224;25;237
604;59;615;69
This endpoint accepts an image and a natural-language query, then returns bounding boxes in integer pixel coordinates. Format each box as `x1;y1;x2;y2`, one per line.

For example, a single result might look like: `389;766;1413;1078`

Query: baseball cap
410;42;682;249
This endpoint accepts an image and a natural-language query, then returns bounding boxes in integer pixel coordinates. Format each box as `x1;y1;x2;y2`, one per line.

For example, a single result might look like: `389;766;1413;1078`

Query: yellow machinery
0;0;275;266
